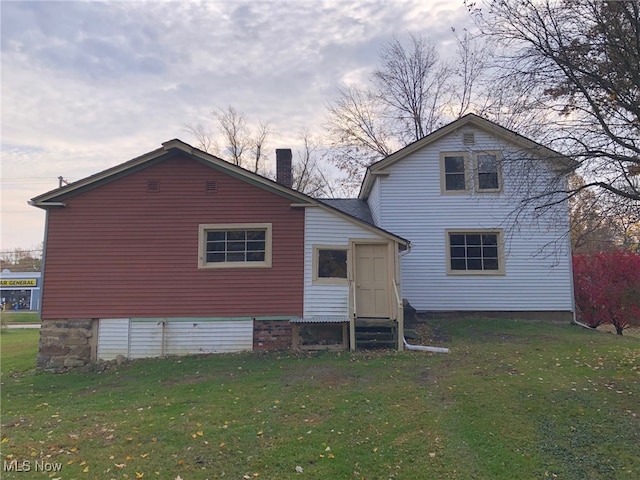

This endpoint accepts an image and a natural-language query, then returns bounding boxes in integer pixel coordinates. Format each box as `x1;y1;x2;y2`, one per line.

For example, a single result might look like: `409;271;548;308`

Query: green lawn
0;329;39;375
1;319;638;479
0;311;40;325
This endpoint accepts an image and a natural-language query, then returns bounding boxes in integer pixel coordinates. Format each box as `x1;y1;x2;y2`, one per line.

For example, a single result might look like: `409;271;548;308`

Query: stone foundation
37;319;97;371
253;320;292;350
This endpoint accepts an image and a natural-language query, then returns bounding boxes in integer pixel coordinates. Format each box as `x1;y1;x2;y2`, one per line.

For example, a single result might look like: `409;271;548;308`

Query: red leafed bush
573;250;640;334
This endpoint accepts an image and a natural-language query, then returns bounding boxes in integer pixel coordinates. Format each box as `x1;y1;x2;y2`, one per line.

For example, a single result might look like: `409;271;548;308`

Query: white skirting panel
97;318;254;361
96;318;130;361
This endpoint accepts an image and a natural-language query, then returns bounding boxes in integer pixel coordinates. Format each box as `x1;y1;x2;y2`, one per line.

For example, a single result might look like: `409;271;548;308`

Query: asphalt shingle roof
318;198;375;226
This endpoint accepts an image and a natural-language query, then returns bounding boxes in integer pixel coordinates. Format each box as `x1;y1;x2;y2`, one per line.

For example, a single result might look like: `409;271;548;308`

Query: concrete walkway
5;324;41;329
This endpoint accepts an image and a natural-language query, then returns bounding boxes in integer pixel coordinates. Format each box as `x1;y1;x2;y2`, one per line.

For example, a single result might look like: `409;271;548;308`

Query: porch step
354;318;397;349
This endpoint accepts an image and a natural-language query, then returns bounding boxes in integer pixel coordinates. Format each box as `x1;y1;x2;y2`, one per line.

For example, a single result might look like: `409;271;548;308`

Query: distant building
0;270;41;311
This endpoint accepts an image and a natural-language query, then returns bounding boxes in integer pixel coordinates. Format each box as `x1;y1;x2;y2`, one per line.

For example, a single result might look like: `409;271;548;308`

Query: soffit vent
205;180;218;193
463;132;475;145
147;180;160;193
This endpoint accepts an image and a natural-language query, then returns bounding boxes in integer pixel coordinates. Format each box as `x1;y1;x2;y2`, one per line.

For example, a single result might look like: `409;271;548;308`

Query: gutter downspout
403;337;449;354
395;242;449;353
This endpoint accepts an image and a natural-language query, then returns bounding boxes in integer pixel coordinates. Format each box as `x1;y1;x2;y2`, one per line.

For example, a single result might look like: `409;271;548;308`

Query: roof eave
359;114;574;199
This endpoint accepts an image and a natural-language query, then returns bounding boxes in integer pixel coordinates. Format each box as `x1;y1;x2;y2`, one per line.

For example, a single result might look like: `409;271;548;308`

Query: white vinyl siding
368;178;382;225
372;127;573;312
97;318;253;360
129;321;164;359
165;320;253;355
97;318;130;360
303;208;383;317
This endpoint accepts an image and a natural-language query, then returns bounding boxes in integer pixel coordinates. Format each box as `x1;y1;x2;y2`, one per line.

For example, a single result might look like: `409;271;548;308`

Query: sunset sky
1;0;475;251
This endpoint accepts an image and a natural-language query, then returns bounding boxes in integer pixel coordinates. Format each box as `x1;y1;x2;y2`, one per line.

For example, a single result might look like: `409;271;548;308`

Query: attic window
205;180;218;193
147;180;160;193
463;133;475;145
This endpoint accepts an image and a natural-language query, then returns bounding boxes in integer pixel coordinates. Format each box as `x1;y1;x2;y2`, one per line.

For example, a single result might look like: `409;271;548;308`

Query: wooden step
354;318;397;349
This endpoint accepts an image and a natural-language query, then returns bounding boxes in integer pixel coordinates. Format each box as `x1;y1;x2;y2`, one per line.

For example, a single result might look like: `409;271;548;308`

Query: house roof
358;113;576;200
30;139;409;248
317;199;375;225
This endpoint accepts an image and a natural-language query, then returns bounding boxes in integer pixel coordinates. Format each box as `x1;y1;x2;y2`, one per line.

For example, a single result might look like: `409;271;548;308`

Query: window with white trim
312;246;348;285
475;152;502;192
446;230;504;275
441;152;469;193
441;151;503;194
198;223;272;269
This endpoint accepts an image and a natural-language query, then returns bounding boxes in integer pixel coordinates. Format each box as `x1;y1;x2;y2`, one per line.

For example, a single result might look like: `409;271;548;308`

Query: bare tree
184;106;272;173
325;32;494;190
292;129;339;198
186;109;338;196
183;123;218;154
568;174;618;253
448;28;490;119
0;246;43;272
468;0;640;204
372;34;449;143
215;106;250;168
250;121;271;174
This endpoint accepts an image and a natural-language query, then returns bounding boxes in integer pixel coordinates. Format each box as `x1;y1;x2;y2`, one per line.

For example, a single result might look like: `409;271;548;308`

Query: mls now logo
3;459;63;472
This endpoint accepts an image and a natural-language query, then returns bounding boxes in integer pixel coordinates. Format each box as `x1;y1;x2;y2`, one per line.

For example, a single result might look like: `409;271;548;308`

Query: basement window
198;223;272;269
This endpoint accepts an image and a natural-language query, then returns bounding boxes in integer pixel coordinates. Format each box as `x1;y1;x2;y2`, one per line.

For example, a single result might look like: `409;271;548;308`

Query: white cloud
1;0;475;251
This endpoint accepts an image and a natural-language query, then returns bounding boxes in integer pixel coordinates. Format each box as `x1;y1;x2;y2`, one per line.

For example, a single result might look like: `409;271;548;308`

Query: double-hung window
441;152;469;193
441;150;503;193
446;230;504;275
475;152;502;192
198;223;272;269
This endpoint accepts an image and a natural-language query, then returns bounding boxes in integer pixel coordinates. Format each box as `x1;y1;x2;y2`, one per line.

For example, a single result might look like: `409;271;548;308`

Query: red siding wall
41;155;304;319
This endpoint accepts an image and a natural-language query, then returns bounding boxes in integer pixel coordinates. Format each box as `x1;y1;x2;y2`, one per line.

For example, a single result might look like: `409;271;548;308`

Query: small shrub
573;250;640;334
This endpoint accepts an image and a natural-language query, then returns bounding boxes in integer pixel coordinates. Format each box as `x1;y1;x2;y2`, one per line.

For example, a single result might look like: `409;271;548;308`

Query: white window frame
198;223;272;269
473;151;503;193
312;245;349;285
440;152;471;194
445;229;505;276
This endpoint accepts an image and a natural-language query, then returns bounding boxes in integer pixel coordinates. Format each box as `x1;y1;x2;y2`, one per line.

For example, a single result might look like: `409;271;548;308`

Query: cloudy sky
1;0;475;252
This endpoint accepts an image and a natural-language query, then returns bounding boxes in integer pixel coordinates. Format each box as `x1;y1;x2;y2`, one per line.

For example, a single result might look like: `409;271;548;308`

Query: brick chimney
276;149;293;188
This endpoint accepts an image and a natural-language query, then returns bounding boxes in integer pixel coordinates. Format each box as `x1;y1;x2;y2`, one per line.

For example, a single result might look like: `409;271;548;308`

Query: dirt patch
412;322;451;344
596;324;640;338
281;365;361;388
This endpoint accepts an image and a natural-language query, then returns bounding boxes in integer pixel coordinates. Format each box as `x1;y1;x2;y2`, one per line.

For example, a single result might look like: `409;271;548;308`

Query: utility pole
58;176;69;188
